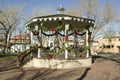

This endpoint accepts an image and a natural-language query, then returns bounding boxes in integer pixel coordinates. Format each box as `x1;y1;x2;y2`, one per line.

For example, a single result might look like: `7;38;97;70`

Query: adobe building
93;36;120;53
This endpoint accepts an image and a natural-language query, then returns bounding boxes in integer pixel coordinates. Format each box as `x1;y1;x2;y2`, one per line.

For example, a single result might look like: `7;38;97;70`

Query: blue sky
0;0;120;15
0;0;79;15
0;0;120;35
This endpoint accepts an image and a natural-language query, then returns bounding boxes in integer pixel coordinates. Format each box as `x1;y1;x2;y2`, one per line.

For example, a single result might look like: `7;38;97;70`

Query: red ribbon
49;54;53;59
66;35;68;41
52;27;54;33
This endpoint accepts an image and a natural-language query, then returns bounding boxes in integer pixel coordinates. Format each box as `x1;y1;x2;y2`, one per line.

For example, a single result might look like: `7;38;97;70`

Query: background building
93;36;120;53
10;34;30;53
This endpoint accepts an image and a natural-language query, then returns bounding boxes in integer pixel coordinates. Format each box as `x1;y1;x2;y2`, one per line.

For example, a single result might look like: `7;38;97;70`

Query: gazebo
24;7;95;68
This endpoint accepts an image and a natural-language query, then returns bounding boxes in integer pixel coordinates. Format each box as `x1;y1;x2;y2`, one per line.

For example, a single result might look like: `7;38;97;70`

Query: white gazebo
24;7;95;68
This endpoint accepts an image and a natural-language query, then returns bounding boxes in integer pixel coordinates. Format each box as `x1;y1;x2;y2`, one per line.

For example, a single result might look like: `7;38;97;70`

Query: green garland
38;45;90;58
17;46;38;66
17;44;90;66
26;25;90;59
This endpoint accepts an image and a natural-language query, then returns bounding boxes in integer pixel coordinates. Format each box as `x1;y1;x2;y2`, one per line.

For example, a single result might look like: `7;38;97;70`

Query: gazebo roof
25;14;95;31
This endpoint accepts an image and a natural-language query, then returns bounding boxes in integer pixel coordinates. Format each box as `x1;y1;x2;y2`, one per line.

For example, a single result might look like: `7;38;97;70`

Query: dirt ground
0;58;120;80
83;59;120;80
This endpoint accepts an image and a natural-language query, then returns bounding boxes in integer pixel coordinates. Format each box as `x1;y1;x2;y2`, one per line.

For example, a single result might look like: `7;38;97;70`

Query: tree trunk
2;32;9;54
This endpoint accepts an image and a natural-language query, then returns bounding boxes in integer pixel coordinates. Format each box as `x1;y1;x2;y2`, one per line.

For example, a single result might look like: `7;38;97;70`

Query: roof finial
60;4;62;8
57;5;65;14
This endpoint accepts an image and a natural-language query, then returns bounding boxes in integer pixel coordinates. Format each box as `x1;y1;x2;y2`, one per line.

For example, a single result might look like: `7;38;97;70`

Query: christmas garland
28;24;90;57
17;46;38;66
39;46;73;57
76;31;86;36
17;44;90;64
41;31;57;36
69;46;90;57
39;44;90;58
41;30;86;37
29;24;87;37
58;32;74;36
41;31;86;37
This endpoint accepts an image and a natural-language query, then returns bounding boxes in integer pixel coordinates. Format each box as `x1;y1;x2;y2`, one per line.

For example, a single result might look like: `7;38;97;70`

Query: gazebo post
37;23;43;58
30;32;33;45
30;31;33;57
86;30;89;58
65;24;69;59
37;29;41;58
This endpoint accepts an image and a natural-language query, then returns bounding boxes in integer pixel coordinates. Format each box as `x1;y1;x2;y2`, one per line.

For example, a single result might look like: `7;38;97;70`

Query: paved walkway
0;55;120;80
83;59;120;80
0;60;86;80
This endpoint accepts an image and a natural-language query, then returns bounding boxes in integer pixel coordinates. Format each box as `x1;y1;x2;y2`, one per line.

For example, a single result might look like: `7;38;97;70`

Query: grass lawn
0;56;17;62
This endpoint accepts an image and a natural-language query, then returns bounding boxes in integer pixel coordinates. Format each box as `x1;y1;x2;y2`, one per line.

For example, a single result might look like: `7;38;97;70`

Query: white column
30;32;33;58
30;32;33;46
26;29;30;49
65;24;69;59
86;30;89;58
38;30;41;58
65;44;68;59
38;43;41;58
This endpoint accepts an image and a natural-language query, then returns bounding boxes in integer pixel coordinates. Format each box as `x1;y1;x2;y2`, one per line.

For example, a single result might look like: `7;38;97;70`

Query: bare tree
25;6;52;22
65;0;117;55
0;6;23;54
102;25;115;48
33;6;52;17
102;26;115;39
79;0;117;40
66;0;117;40
65;6;81;16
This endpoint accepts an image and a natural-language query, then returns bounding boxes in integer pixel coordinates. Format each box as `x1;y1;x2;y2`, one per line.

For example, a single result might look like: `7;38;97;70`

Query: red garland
52;27;55;33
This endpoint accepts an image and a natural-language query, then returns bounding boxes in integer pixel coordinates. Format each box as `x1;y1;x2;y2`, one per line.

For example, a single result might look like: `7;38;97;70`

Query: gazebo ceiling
25;14;95;30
